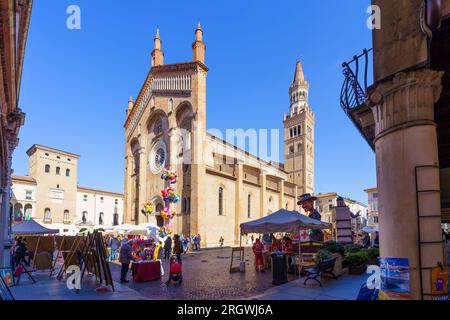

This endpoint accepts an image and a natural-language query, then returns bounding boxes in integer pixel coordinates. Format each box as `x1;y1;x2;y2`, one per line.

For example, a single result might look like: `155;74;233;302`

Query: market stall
128;238;164;282
240;209;332;277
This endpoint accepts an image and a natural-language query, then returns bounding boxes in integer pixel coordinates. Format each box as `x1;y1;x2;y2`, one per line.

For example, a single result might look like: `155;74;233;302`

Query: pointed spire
193;21;205;64
195;21;203;41
151;27;164;66
126;96;134;116
154;28;161;49
293;60;305;84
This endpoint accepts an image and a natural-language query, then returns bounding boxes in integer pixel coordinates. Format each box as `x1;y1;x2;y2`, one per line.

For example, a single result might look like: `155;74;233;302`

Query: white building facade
10;145;124;234
364;187;379;228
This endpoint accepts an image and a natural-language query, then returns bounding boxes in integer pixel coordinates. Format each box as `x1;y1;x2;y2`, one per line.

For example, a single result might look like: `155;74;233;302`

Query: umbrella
362;226;379;233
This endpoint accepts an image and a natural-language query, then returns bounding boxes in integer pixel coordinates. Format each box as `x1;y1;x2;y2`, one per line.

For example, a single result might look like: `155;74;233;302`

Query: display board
229;247;245;273
0;273;14;300
0;268;14;287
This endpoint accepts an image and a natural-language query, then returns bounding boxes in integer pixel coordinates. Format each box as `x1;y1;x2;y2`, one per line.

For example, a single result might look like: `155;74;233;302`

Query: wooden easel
29;236;54;275
56;236;84;280
77;231;114;293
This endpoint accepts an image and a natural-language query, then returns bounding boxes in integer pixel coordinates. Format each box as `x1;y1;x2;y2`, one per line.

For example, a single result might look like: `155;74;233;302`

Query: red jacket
253;241;263;254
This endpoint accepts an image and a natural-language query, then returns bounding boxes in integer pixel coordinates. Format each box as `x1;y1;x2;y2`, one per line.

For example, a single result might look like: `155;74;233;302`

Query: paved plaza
9;247;373;300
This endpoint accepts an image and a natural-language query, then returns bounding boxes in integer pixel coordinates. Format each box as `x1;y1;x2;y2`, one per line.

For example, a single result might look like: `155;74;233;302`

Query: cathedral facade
123;24;315;247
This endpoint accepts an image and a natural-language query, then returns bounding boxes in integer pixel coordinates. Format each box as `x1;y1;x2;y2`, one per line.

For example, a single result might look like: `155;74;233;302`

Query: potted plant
345;251;369;275
320;241;345;276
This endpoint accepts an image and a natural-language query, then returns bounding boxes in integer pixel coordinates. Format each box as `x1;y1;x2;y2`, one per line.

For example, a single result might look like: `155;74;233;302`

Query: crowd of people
107;233;203;283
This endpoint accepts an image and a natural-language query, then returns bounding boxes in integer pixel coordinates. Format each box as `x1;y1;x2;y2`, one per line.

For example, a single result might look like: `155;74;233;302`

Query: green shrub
344;251;369;266
345;244;363;254
315;249;334;265
366;248;380;260
320;241;345;256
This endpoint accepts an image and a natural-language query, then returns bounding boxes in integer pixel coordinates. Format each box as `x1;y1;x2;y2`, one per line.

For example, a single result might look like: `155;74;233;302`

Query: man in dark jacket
164;236;172;259
119;240;136;283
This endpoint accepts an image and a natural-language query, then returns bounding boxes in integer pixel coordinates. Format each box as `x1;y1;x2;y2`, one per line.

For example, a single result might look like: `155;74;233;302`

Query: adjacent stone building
364;187;379;228
11;145;124;234
0;0;33;267
123;24;315;247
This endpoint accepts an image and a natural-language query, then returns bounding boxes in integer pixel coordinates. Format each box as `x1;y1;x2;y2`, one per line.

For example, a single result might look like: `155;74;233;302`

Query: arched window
45;164;50;173
99;212;104;225
66;169;70;177
82;211;87;223
286;203;289;210
247;194;251;218
44;208;51;223
218;187;224;216
63;210;70;223
154;118;162;135
297;143;303;153
156;203;164;227
56;167;61;175
14;203;23;222
168;98;174;113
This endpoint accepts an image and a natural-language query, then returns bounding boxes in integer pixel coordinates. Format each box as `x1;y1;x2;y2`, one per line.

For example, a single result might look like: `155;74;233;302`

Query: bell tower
283;60;315;194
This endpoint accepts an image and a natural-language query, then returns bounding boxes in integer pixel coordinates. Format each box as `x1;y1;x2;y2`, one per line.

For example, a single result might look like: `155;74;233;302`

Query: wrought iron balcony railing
340;48;372;112
340;48;375;150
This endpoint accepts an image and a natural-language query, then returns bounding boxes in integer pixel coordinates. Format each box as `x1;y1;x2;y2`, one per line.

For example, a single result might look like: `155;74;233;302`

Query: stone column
279;179;285;210
369;69;445;300
295;186;299;212
190;66;207;246
123;152;132;224
138;147;147;225
1;145;14;267
260;171;267;217
235;162;244;246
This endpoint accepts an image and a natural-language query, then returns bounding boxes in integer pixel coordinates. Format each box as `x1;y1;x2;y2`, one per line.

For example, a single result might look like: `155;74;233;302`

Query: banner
431;266;449;300
378;257;410;300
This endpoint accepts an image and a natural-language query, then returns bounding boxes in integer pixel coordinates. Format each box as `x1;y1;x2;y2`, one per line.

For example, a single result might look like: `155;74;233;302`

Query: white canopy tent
240;209;332;277
12;219;59;235
240;209;331;235
111;224;148;232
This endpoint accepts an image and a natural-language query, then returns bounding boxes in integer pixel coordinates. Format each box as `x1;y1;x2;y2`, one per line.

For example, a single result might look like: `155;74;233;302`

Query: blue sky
15;0;375;204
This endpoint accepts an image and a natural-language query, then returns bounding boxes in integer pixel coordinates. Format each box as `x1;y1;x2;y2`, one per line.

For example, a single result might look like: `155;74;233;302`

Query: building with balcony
340;1;450;299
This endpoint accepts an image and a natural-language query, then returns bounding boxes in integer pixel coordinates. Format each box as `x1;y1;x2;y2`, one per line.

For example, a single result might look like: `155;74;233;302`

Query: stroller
167;254;183;285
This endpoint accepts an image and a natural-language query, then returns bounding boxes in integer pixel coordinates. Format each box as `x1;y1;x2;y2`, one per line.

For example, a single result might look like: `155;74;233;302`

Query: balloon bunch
159;168;179;241
161;167;178;184
161;187;181;204
161;206;176;220
158;226;173;238
141;202;154;215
